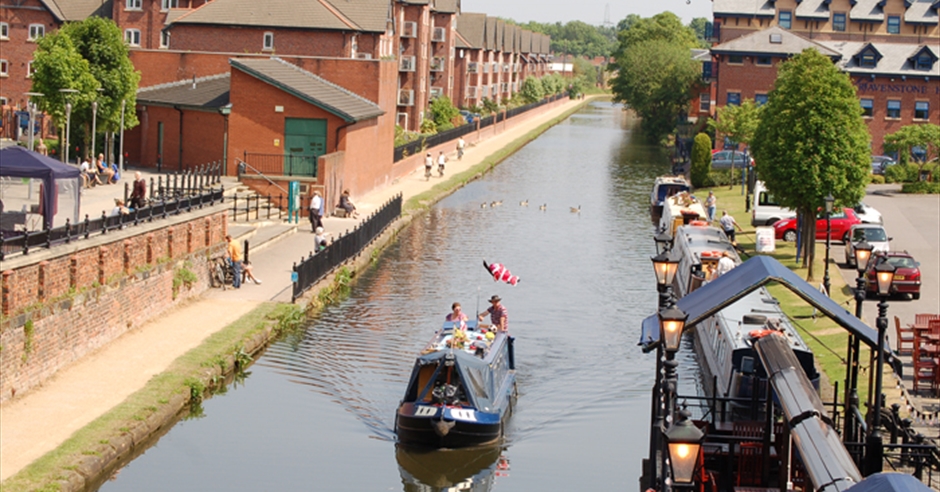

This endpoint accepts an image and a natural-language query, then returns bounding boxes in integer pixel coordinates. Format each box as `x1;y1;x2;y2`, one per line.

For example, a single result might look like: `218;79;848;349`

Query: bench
332;208;348;218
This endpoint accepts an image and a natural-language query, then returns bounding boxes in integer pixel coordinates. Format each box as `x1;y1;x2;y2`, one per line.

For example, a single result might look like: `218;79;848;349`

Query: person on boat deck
478;295;508;332
715;251;735;278
446;302;469;329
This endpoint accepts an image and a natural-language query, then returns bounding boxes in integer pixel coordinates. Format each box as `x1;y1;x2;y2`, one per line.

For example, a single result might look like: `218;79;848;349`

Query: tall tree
691;132;713;188
708;99;762;187
616;12;699;50
751;49;870;278
688;17;709;47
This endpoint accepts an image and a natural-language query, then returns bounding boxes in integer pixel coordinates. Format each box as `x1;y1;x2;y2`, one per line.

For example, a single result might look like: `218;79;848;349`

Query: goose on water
570;205;581;213
539;204;547;211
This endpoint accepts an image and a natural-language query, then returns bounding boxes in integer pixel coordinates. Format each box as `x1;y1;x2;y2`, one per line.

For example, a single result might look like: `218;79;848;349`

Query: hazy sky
461;0;712;26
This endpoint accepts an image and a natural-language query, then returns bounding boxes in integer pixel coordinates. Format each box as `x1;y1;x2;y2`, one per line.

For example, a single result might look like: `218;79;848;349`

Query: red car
865;251;921;300
773;207;861;243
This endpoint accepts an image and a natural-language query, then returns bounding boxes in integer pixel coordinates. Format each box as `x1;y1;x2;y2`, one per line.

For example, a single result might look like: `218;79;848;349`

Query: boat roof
675;224;739;261
639;256;880;352
653;175;690;186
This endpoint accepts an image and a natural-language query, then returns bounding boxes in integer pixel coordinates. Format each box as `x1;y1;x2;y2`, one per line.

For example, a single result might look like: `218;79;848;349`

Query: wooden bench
332;208;347;218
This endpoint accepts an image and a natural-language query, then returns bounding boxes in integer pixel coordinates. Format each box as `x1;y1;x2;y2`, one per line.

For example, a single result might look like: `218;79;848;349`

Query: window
832;13;846;32
161;0;178;9
887;16;900;34
755;94;769;106
124;29;141;46
886;100;901;118
756;55;772;66
860;98;873;117
28;24;45;41
27;60;34;78
779;11;792;29
699;93;710;112
263;32;274;51
728;55;744;64
0;97;7;106
727;92;741;106
126;0;141;9
0;22;8;40
860;53;877;68
160;31;170;48
914;101;929;120
915;53;933;70
0;59;7;77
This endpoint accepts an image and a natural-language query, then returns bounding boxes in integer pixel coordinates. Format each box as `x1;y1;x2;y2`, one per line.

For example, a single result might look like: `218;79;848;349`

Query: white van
751;181;796;226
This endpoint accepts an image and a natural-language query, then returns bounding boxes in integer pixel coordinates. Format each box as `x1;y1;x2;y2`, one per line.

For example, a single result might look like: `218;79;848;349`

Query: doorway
284;118;326;176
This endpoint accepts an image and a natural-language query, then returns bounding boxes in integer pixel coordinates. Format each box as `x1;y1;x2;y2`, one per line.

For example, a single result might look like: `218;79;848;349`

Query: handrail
236;158;289;196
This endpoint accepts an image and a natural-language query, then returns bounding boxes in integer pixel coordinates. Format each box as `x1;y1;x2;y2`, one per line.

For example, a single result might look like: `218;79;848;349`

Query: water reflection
397;445;505;491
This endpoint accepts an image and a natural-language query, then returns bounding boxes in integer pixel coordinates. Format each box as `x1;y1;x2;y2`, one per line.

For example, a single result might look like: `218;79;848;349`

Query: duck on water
395;319;517;448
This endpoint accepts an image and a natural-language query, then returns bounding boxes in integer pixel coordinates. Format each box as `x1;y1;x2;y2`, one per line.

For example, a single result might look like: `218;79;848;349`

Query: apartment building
705;0;939;153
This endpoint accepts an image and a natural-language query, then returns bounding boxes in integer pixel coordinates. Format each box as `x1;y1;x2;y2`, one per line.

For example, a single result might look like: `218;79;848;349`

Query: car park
870;155;896;175
865;251;921;299
844;224;891;266
853;202;883;224
711;150;754;169
773;207;861;243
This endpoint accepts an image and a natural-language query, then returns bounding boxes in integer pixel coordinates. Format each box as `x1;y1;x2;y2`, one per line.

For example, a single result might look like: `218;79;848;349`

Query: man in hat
478;295;508;332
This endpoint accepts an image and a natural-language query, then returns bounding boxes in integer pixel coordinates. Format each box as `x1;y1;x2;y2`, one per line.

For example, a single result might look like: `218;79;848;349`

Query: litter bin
755;226;775;253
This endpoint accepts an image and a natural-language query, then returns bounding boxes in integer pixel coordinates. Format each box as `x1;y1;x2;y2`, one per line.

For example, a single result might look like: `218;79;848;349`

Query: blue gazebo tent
0;146;80;231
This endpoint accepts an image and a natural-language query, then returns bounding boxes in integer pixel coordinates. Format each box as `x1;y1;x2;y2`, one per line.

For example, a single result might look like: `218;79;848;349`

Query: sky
461;0;712;26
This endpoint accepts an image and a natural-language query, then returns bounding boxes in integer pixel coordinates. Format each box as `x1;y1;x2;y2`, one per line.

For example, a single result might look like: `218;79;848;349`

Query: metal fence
241;152;318;177
0;187;225;260
392;94;565;162
123;161;224;206
291;193;402;302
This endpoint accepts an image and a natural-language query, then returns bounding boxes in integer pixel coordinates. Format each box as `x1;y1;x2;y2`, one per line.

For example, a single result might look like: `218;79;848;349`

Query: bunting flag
483;260;520;286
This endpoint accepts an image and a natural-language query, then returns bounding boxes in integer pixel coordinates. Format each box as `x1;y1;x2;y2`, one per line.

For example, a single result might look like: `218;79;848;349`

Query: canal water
99;101;703;491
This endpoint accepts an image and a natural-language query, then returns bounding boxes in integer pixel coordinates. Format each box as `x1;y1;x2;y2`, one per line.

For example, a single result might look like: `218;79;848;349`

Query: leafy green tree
691;132;713;187
609;38;700;140
30;31;99;160
883;123;940;167
616;14;642;33
520;76;544;103
616;12;700;51
428;96;460;131
708;99;762;187
688;18;709;47
751;49;870;277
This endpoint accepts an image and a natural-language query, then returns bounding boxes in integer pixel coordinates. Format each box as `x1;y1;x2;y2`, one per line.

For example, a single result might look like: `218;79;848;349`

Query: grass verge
1;302;295;492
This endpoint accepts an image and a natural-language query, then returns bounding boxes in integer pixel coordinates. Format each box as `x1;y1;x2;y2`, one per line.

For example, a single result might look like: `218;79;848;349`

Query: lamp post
119;99;126;173
823;193;834;297
865;259;895;475
659;305;688;419
665;407;704;488
654;230;674;256
24;92;44;152
90;87;104;165
58;88;78;164
844;240;873;443
648;251;680;491
652;251;680;309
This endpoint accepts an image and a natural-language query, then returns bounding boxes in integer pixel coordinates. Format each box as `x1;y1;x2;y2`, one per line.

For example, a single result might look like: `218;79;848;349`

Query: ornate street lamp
24;92;44;152
659;305;687;354
654;230;673;255
823;193;834;296
866;259;895;475
652;251;680;309
665;407;704;487
844;239;873;442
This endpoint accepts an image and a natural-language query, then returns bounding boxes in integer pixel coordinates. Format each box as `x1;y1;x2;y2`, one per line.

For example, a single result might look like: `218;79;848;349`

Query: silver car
711;150;754;169
844;224;891;267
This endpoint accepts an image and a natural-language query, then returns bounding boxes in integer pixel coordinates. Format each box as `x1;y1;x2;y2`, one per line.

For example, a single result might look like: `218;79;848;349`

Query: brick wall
0;207;228;402
0;0;57;110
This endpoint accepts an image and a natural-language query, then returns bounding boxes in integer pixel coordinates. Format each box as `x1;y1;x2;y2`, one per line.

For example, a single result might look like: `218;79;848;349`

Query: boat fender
433;419;455;437
699;250;722;259
742;314;768;325
748;329;778;339
689;220;708;226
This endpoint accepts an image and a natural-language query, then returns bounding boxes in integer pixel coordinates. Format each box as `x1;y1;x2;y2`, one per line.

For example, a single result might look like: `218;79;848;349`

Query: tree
708;99;762;187
428;96;460;131
883;123;940;167
520;76;544;103
616;14;642;33
609;38;700;140
616;12;700;51
688;18;709;47
691;133;713;187
751;49;870;278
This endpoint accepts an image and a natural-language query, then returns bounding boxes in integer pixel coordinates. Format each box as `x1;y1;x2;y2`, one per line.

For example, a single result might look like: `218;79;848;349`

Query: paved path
0;96;588;482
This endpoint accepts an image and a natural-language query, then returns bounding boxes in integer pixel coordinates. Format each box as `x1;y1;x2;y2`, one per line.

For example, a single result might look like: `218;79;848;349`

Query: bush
707;168;746;187
690;133;712;188
868;174;885;184
419;118;437;134
884;163;919;183
900;181;940;194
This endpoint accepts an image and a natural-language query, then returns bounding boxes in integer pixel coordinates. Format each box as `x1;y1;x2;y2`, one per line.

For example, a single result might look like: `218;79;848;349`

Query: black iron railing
122;161;224;206
393;94;565;162
0;187;225;260
291;193;402;302
241;153;318;177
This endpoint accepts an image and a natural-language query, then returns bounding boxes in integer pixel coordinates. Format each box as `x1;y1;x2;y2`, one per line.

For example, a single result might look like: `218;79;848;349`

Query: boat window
466;368;490;399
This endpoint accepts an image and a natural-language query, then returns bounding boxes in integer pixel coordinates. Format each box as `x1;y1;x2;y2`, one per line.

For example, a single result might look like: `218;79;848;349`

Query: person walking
226;234;243;289
457;137;465;160
424;153;433;180
478;295;508;333
437;151;447;177
309;190;323;232
705;191;717;223
129;171;147;209
719;210;743;244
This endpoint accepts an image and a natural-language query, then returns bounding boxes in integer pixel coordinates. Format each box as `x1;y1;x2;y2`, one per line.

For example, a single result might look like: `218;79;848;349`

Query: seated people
97;154;114;184
339;189;358;218
242;260;262;285
446;302;468;329
110;198;130;216
82;158;102;187
129;171;147;209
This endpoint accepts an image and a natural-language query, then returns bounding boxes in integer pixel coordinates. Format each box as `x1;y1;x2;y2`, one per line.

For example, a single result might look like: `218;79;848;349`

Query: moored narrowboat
650;175;691;223
395;320;517;448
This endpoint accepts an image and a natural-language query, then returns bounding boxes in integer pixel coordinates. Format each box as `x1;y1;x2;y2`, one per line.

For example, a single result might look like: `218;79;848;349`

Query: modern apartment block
704;0;939;154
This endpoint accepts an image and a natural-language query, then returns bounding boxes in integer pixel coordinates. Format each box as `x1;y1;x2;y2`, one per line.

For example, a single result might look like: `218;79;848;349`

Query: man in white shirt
457;137;465;160
716;251;735;278
309;191;323;232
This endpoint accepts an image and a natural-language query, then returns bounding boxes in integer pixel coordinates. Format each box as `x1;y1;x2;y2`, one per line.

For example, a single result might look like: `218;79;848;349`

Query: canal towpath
0;95;590;482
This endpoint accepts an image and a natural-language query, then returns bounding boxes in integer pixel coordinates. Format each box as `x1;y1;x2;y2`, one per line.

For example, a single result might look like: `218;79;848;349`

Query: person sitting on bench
338;189;358;218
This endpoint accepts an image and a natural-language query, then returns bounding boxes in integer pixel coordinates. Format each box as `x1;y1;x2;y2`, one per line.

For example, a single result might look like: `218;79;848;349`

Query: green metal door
284;118;326;176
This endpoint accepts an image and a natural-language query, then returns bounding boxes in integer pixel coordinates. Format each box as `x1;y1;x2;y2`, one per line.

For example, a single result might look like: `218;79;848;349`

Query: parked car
844;224;891;266
865;251;921;300
853;202;883;224
773;207;861;243
711;150;754;169
870;155;896;175
459;110;480;125
751;180;796;226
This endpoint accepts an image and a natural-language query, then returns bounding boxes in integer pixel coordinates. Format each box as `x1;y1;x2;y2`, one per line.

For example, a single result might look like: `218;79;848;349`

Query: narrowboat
659;191;708;239
395;320;517;448
650;175;690;223
670;223;819;404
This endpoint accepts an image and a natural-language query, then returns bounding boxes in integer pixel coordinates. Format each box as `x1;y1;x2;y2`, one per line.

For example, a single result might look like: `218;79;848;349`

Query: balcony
431;27;446;43
430;57;445;72
402;21;416;38
430;86;443;99
706;22;720;42
467;86;479;98
398;89;414;106
399;56;415;72
702;61;717;82
467;62;479;74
